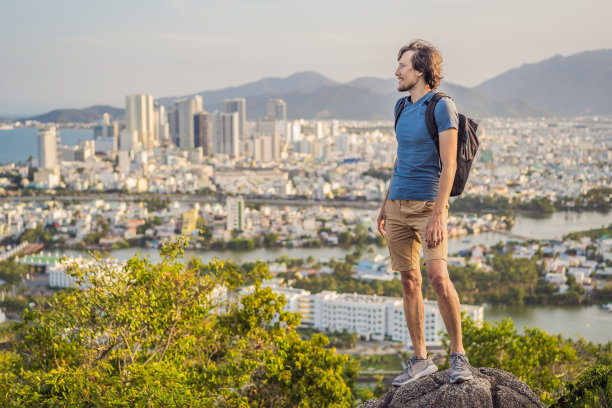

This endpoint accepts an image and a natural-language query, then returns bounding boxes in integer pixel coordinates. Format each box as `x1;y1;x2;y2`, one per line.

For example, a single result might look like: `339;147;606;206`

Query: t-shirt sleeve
434;97;459;133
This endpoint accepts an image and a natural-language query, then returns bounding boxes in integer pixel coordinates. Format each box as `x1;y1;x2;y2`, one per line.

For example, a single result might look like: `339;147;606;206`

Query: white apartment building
265;282;484;347
48;257;125;288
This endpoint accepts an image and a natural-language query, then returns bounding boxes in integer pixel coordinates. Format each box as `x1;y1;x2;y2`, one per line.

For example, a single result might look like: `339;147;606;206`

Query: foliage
558;188;612;211
263;232;279;247
438;254;540;306
450;194;512;215
324;329;358;349
274;255;304;269
142;197;171;212
442;315;579;404
551;364;612;408
592;283;612;304
563;224;612;241
0;260;29;286
227;237;256;250
292;272;403;298
0;237;356;407
517;197;555;214
17;225;55;245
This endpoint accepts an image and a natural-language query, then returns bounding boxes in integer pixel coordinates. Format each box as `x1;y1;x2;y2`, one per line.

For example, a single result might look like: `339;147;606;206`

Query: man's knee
427;261;451;297
400;269;422;295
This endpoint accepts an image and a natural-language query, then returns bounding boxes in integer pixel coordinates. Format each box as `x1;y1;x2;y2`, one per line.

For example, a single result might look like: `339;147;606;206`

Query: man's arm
377;157;397;237
425;128;457;247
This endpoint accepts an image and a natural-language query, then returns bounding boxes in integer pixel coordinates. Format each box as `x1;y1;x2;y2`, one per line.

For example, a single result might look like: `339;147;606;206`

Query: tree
551;364;612;407
263;232;279;247
0;237;356;407
442;315;579;405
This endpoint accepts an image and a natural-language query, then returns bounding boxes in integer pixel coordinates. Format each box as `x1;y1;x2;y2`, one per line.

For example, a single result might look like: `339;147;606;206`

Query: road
0;193;381;209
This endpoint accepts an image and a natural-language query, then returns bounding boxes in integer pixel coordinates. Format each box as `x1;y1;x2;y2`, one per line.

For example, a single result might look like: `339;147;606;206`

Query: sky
1;0;611;115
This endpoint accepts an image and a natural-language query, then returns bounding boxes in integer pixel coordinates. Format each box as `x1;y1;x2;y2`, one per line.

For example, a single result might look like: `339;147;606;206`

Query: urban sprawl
0;94;611;347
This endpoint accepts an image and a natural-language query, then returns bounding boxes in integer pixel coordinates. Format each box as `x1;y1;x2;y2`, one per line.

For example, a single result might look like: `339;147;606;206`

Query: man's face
395;50;421;92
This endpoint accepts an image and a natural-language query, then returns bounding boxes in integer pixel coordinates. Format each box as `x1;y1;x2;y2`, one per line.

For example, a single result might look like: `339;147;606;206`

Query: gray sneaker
449;352;474;383
392;356;438;387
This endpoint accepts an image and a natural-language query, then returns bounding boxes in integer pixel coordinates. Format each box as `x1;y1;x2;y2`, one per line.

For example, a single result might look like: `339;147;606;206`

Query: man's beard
397;81;415;92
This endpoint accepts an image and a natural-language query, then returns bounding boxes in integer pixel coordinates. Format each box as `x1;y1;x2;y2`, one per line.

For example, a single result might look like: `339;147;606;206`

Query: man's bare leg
400;269;427;359
426;259;465;354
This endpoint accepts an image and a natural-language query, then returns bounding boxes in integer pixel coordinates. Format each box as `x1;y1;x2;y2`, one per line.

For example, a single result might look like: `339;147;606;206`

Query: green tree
0;237;356;407
551;364;612;407
263;232;279;247
442;315;578;404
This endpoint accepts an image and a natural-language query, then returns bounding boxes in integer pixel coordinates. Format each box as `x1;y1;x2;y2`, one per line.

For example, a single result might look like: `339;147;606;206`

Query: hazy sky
1;0;610;115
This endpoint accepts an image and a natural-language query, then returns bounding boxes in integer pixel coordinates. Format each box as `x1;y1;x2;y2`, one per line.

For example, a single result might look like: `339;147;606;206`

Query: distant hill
475;50;612;115
160;72;547;120
22;49;612;122
157;71;338;107
22;105;124;124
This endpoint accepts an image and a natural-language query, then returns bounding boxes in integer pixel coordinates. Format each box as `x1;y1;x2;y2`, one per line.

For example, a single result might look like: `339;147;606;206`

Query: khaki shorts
385;200;449;271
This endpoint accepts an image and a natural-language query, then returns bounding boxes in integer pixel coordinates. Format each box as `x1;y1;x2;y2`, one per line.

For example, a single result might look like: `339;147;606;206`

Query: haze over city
1;0;611;115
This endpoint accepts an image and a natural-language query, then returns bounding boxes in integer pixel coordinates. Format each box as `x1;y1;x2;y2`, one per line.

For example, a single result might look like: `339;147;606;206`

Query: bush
0;237;356;407
552;364;612;407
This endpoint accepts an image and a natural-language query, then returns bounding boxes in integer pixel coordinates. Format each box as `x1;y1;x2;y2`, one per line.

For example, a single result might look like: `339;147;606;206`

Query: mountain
23;105;124;124
157;71;338;107
22;49;612;123
475;50;612;115
159;72;546;120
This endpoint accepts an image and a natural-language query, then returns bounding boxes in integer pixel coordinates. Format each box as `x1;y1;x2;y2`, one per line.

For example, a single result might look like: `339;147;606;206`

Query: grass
358;353;403;372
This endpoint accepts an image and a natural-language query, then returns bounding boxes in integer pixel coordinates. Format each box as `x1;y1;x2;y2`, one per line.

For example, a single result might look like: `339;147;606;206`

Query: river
59;210;612;343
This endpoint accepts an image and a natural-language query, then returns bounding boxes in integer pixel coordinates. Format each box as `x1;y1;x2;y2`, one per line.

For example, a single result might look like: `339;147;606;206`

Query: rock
360;368;544;408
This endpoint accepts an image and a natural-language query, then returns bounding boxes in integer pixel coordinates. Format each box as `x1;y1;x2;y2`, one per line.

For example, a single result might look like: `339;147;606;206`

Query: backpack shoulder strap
425;92;451;154
424;92;448;138
394;97;407;130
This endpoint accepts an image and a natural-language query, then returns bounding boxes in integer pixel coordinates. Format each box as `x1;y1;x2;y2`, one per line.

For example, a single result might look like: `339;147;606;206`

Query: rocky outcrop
360;368;544;408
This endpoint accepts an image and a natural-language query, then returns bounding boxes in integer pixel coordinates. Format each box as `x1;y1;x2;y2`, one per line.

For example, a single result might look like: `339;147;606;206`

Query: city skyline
1;0;611;115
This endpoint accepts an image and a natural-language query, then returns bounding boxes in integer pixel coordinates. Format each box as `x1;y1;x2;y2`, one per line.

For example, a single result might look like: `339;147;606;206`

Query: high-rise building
223;98;246;140
266;98;286;121
194;112;212;156
93;113;119;139
38;126;57;170
125;94;155;149
173;97;203;150
119;130;139;152
211;112;239;158
256;117;276;135
226;196;245;232
154;104;169;143
255;117;280;162
291;120;302;143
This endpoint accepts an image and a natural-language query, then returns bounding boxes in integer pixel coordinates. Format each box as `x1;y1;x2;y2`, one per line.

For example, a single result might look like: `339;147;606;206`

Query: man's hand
425;210;445;248
377;205;387;237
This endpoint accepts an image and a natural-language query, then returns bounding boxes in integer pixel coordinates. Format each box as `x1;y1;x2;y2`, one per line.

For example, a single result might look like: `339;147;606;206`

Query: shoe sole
393;365;438;387
450;373;474;384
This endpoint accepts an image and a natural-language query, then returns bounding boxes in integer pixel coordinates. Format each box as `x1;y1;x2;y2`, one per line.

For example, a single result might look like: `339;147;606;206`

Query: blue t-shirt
388;91;459;202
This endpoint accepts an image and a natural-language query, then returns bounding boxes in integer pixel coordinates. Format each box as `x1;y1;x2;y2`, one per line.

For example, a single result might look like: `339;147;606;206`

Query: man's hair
397;40;443;90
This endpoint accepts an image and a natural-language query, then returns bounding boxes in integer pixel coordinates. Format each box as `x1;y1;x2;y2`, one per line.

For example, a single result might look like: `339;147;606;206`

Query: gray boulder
360;368;544;408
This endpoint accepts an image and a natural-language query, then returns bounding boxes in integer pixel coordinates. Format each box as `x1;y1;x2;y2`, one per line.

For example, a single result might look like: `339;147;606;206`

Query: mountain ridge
18;49;612;122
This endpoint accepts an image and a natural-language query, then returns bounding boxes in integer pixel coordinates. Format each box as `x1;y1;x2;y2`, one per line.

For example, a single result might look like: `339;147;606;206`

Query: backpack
394;92;479;196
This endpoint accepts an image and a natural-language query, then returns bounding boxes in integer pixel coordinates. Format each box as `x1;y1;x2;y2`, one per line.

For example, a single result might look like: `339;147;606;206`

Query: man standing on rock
377;39;473;386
